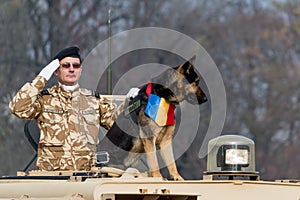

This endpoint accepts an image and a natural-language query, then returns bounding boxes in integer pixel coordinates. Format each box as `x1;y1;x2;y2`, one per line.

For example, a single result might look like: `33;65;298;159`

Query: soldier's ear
54;69;59;76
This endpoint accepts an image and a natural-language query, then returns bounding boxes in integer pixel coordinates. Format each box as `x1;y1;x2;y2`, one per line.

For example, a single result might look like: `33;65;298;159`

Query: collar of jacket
52;84;79;100
59;82;79;91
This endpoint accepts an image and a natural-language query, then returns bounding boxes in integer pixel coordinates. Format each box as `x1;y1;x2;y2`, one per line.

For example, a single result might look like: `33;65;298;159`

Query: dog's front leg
141;138;162;178
160;141;183;181
159;127;184;181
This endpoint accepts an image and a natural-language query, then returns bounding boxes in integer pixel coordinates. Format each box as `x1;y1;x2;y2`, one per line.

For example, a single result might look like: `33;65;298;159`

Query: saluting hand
38;59;60;80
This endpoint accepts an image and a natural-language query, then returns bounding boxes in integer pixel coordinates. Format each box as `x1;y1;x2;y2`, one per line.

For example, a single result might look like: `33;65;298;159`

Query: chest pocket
81;109;99;125
39;108;66;145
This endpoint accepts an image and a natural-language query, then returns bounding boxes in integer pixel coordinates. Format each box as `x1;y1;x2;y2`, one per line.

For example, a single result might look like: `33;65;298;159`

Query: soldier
9;46;139;171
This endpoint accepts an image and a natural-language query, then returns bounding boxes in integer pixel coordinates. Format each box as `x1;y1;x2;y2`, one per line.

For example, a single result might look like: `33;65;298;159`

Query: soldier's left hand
126;88;140;99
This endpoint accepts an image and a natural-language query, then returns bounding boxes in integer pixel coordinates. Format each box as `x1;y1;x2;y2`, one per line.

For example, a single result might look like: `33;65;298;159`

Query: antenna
107;8;112;95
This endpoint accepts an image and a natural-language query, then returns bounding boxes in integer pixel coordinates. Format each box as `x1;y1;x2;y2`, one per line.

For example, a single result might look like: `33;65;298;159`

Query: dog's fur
98;57;207;180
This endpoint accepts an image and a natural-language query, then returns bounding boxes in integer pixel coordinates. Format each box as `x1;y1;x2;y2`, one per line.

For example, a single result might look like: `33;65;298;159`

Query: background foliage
0;0;300;180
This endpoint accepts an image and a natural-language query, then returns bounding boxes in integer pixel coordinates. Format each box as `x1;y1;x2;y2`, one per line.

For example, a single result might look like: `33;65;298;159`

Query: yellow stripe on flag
155;98;170;126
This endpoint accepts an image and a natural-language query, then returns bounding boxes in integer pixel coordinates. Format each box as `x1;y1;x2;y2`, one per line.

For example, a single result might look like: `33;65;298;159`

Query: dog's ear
178;55;196;74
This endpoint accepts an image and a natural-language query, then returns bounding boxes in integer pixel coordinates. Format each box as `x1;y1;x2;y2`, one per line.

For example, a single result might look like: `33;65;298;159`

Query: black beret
53;46;81;61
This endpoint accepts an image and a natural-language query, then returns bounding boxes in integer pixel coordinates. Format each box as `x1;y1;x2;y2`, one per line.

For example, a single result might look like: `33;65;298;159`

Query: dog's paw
172;174;184;181
151;171;164;179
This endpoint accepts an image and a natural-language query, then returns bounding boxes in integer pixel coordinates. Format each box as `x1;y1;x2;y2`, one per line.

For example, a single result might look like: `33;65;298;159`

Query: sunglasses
60;62;81;69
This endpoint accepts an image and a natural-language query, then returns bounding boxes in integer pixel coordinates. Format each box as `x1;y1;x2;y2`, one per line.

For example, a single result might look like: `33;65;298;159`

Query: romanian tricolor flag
145;94;176;126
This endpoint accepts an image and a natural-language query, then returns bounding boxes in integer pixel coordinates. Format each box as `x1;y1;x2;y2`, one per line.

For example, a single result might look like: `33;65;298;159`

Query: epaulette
37;89;50;99
41;89;50;96
80;88;100;98
91;90;100;98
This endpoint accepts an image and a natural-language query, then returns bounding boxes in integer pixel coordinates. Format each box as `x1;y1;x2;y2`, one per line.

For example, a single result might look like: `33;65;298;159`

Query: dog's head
151;56;207;105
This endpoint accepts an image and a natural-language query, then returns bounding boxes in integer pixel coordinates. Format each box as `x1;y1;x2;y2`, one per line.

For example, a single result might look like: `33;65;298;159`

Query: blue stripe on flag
145;94;161;120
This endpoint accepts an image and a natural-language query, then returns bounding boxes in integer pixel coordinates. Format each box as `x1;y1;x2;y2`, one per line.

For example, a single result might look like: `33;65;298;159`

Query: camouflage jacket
9;76;121;171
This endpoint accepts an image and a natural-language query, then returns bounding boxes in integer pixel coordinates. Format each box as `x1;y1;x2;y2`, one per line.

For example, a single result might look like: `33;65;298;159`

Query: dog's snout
199;94;208;104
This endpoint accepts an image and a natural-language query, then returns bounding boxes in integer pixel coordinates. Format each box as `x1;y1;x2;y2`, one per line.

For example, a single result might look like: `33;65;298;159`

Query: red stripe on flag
166;104;176;125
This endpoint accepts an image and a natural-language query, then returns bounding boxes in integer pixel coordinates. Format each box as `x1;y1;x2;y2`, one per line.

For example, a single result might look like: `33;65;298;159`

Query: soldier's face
55;57;82;86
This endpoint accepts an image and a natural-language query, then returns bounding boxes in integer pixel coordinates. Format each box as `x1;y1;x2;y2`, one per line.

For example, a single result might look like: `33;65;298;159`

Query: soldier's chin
62;80;78;86
66;78;79;84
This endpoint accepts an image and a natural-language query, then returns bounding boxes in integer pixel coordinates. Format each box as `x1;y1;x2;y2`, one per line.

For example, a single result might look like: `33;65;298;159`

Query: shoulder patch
124;99;141;116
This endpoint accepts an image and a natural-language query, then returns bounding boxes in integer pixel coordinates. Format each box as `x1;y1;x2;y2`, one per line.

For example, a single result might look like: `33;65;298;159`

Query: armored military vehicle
0;97;299;199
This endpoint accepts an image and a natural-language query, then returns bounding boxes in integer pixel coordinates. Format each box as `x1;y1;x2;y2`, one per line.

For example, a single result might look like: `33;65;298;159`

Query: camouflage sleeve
9;76;46;120
98;97;125;130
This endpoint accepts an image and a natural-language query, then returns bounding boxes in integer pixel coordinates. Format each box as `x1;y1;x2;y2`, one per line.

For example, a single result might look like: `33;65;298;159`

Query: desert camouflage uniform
9;76;120;171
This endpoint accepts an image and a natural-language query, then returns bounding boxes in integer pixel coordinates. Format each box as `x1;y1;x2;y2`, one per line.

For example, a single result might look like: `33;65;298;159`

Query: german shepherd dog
98;56;207;180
